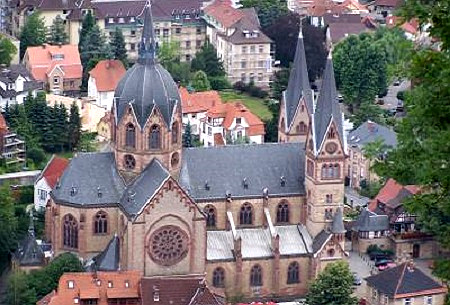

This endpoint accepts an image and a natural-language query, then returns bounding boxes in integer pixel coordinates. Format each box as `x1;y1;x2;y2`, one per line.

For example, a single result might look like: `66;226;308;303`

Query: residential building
347;121;397;189
324;13;377;46
351;208;389;253
203;1;273;88
180;86;223;135
0;113;26;167
97;112;112;141
365;262;447;305
308;0;369;25
23;44;82;95
34;155;69;211
44;3;348;301
369;0;402;18
199;102;265;146
385;16;420;41
88;59;126;110
0;64;41;109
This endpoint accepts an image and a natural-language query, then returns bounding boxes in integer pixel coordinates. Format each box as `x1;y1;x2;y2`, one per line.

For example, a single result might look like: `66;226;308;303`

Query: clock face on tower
148;225;188;266
325;142;338;154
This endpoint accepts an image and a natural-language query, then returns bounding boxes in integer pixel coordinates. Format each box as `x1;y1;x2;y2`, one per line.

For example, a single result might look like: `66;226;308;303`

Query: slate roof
119;159;170;216
13;214;45;266
348;120;398;150
365;263;446;298
328;22;369;44
313;54;344;154
283;27;313;131
114;2;180;129
353;209;389;232
224;8;272;45
180;143;305;201
207;225;313;261
331;207;346;234
0;64;41;98
51;152;125;206
92;234;120;271
312;230;331;253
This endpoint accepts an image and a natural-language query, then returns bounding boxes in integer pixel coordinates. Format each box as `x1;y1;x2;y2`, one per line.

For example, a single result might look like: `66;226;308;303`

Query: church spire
283;18;313;129
28;209;35;236
138;0;158;64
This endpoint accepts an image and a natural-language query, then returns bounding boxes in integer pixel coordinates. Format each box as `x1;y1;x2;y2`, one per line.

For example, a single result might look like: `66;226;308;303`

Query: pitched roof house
23;44;82;95
88;59;126;110
34;155;69;210
0;64;42;108
365;262;447;305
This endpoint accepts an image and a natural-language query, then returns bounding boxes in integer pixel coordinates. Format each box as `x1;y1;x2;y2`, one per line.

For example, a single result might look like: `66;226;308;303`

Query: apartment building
204;1;274;88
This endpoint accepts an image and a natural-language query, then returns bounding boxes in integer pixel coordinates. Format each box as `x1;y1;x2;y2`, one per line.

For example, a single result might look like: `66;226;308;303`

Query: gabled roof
89;60;126;92
312;54;344;154
25;44;82;81
179;87;223;114
368;178;419;212
331;207;346;234
0;64;42;98
365;263;446;298
13;213;45;267
283;27;313;131
92;234;120;271
328;22;369;44
312;230;332;253
348;120;398;149
39;155;69;189
223;8;272;45
204;0;244;28
353;208;389;232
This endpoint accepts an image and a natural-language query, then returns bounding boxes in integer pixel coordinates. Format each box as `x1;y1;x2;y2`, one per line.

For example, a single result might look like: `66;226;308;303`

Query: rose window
148;225;188;266
124;154;136;170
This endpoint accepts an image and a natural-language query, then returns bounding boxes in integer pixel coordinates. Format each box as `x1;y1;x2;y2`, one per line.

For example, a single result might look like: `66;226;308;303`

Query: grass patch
219;90;272;121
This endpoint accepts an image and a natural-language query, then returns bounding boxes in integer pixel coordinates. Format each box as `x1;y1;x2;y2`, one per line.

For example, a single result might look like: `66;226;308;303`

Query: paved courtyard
348;251;377;299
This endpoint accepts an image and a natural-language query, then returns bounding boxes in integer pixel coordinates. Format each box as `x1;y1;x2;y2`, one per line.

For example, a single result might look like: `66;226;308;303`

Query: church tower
111;2;182;179
304;52;346;238
278;25;313;143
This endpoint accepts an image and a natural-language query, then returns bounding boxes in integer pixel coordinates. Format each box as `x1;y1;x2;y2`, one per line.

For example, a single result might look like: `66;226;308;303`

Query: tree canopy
192;70;211;92
48;15;68;45
191;42;225;78
240;0;289;28
0;35;17;66
19;12;46;59
110;27;128;67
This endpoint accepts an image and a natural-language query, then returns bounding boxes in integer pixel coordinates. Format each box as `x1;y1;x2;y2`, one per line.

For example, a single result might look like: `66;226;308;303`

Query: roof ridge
394;263;408;296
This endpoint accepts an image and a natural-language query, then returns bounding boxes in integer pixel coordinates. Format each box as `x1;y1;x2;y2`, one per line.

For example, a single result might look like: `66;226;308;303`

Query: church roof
283;27;313;130
331;207;346;234
14;212;45;266
92;234;120;271
353;209;389;232
312;230;332;253
114;1;180;128
313;54;344;154
51;152;125;207
180;143;305;201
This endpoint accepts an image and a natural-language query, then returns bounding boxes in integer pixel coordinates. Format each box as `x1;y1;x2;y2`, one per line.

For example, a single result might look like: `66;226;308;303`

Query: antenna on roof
242;177;248;189
280;176;286;187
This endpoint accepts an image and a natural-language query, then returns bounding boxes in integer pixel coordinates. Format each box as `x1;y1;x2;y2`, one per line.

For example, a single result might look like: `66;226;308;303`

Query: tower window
204;205;216;228
296;122;307;134
125;123;136;148
149;124;161;149
212;267;225;288
172;122;178;144
307;160;314;177
328;127;336;139
277;201;289;223
240;203;253;225
94;211;108;234
124;154;136;170
63;214;78;249
171;152;180;168
250;265;263;287
326;194;333;204
287;262;300;284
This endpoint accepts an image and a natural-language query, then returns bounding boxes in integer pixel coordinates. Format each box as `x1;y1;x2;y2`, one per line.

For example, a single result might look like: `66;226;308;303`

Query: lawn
219;90;273;121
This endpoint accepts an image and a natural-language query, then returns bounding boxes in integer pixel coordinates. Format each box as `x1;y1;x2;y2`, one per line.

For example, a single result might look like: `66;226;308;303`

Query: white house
34;155;68;211
199;102;265;146
88;59;126;110
0;64;41;109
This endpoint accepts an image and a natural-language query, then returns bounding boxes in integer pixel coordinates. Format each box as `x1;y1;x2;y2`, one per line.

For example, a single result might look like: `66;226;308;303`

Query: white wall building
0;64;41;109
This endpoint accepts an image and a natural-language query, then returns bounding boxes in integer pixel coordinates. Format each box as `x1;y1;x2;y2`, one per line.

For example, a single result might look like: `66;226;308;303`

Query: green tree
191;42;225;78
78;11;95;49
240;0;289;28
0;35;18;66
110;27;128;67
362;137;389;182
183;121;193;147
191;70;211;91
271;68;290;100
6;272;36;305
158;41;180;67
68;102;82;150
306;261;357;305
19;12;46;59
0;184;17;265
48;15;68;45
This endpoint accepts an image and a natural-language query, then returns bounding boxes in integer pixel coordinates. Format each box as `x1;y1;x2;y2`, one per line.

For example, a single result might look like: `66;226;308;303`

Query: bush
248;85;268;98
233;81;247;92
397;90;405;100
209;76;231;90
367;244;381;254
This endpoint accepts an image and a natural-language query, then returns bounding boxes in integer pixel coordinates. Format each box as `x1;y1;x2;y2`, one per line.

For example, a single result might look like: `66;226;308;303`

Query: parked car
375;258;393;267
377;99;385;105
337;94;344;103
393;80;401;86
396;100;404;112
369;251;390;261
353;272;362;286
378;262;397;271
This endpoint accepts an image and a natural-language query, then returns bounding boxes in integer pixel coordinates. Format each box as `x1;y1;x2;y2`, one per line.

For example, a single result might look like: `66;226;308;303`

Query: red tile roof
180;87;223;114
0;113;7;131
204;0;245;28
40;271;142;305
25;44;82;81
386;16;419;34
368;178;419;211
41;155;69;189
89;60;126;92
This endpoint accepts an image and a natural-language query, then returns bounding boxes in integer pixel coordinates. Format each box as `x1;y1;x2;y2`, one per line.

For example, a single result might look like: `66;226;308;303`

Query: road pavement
379;80;411;111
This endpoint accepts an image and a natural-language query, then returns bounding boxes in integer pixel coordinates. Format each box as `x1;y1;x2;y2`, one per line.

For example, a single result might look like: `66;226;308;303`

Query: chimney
367;120;376;133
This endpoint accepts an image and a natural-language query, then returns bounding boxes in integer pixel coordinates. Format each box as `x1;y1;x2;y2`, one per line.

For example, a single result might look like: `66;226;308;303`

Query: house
308;0;369;27
88;60;126;110
323;13;376;46
34;155;69;211
386;16;420;41
365;262;447;305
0;64;41;109
97;112;112;141
203;1;274;88
347;121;397;189
199;102;265;146
351;208;389;253
23;44;82;95
44;3;348;301
370;0;402;18
0;112;26;167
180;87;223;136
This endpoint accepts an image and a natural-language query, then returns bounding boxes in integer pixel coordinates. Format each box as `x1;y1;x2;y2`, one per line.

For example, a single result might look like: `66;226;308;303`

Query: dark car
396;100;404;112
353;272;362;286
393;80;401;86
369;251;389;260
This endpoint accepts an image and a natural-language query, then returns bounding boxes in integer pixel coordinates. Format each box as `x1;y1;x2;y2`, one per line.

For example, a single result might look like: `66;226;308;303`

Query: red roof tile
204;0;244;28
41;156;69;189
0;113;7;131
89;60;126;92
369;178;419;212
180;87;223;114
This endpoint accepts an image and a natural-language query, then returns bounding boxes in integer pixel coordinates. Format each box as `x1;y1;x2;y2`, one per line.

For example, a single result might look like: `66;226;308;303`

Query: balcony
390;231;433;241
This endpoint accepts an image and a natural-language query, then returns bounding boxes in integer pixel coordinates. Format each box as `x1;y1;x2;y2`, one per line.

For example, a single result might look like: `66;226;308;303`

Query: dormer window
125;280;130;288
119;17;125;23
236;117;242;124
68;280;74;289
108;281;113;288
108;17;114;23
130;17;135;23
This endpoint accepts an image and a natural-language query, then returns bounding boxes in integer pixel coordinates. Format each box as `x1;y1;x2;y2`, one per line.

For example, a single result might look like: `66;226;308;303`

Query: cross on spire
138;0;158;64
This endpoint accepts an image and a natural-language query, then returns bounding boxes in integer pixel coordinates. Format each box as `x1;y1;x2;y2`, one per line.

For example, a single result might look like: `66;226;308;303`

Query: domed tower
112;1;182;179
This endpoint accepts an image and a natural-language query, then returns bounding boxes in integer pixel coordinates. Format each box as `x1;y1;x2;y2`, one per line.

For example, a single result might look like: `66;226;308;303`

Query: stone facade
278;97;311;144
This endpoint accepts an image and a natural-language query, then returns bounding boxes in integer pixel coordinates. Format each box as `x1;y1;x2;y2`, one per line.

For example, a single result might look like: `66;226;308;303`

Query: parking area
348;251;377;299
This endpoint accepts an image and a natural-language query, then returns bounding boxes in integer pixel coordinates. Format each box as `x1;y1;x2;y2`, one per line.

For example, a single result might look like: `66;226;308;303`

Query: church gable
286;97;310;136
317;121;345;159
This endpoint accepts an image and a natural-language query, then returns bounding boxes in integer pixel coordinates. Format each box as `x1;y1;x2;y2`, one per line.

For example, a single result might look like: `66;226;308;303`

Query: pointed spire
28;209;35;236
331;207;345;234
138;0;158;64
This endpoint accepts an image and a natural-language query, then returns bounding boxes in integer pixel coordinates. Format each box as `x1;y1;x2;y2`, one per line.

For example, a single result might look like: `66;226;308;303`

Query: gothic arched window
213;267;225;288
94;211;108;234
125;123;136;148
63;214;78;249
287;262;300;284
172;122;178;144
333;164;340;178
321;164;328;179
149;124;161;149
277;201;290;223
204;205;216;228
298;122;307;134
250;264;263;287
328;127;336;139
240;203;253;225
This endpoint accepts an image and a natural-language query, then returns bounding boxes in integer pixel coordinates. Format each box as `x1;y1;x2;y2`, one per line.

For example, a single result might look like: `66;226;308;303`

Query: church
45;2;348;300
